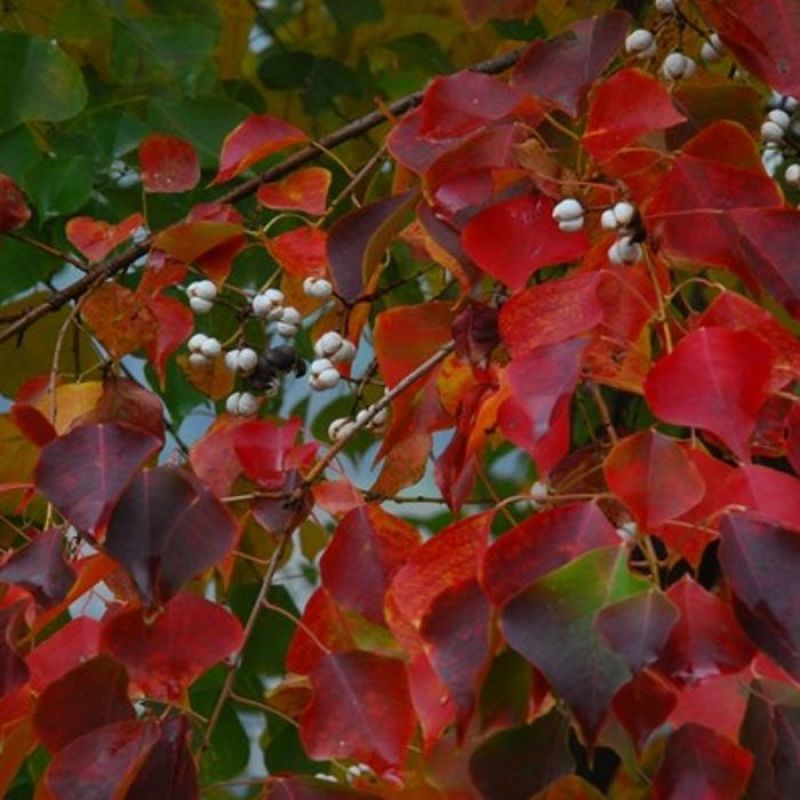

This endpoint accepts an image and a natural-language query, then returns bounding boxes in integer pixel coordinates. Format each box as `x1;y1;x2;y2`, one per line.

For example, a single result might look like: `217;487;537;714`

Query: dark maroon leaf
0;528;75;608
653;576;755;685
773;705;800;798
319;504;420;624
452;301;500;366
719;512;800;681
43;720;159;800
327;189;417;302
512;11;630;117
35;422;161;533
126;716;199;800
104;466;238;606
652;723;753;799
469;708;574;800
612;670;677;753
0;601;29;699
596;589;679;674
33;655;134;753
251;469;312;539
80;377;166;442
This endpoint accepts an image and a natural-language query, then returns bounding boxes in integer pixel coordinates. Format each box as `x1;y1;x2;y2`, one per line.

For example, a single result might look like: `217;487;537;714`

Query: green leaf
324;0;384;32
0;32;88;133
23;155;92;220
0;237;58;303
0;126;42;182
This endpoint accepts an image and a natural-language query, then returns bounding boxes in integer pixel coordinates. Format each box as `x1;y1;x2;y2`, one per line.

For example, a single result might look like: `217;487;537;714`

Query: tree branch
0;47;523;347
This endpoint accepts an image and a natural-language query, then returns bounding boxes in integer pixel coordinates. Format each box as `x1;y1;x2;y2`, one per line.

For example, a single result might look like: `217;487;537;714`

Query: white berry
608;236;642;265
189;296;213;314
662;52;696;80
768;109;791;130
264;288;284;305
601;209;618;230
655;0;677;12
252;294;273;317
189;352;209;368
238;348;258;373
558;217;584;233
315;369;341;389
700;33;725;63
762;145;784;176
552;198;583;222
275;322;298;338
625;29;656;59
531;481;550;501
761;120;786;143
314;331;344;358
225;392;241;414
187;280;217;301
331;340;356;364
279;306;301;326
368;405;389;430
328;417;355;442
785;164;800;186
226;391;259;417
612;201;636;227
188;333;208;352
310;358;334;377
199;337;221;359
303;277;333;298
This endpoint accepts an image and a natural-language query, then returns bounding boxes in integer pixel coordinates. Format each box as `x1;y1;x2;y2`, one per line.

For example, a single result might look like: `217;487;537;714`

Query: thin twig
8;232;88;272
0;48;523;347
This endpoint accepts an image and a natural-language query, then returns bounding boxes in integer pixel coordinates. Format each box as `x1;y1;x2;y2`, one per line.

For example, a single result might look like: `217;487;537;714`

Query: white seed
224;350;239;372
662;52;696;80
762;147;784;176
314;331;344;358
315;368;341;389
355;408;371;427
252;294;273;317
237;392;259;417
613;201;636;226
625;29;655;57
608;236;642;265
700;33;725;63
558;218;584;233
600;209;618;230
225;392;241;414
552;198;584;222
310;357;335;377
762;120;786;143
328;417;350;441
188;352;209;367
655;0;677;12
331;339;356;364
275;321;298;338
188;333;208;352
768;109;791;130
279;306;301;326
369;406;389;429
189;296;213;314
237;348;259;373
303;277;333;298
264;288;284;305
199;337;221;359
187;280;217;301
785;163;800;186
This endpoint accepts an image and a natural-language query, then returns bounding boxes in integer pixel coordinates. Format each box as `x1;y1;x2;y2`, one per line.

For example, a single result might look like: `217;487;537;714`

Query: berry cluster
328;403;389;443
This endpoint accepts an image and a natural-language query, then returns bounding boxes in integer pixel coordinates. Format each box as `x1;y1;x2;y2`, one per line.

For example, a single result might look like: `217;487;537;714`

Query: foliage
1;0;800;797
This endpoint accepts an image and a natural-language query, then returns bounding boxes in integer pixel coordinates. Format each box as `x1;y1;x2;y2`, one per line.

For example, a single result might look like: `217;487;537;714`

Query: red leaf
153;221;243;266
26;617;101;691
387;109;467;175
419;71;531;140
257;167;331;216
104;466;238;606
468;709;574;800
266;225;327;278
137;252;187;296
42;720;160;800
327;190;418;302
644;328;774;461
81;283;157;358
653;577;755;685
320;505;420;625
126;716;199;800
419;578;491;729
0;528;76;608
462;194;589;290
459;0;536;27
10;403;56;447
499;271;604;357
142;294;194;384
481;502;618;607
66;213;144;262
604;431;706;529
388;512;492;632
35;422;161;533
138;134;200;194
719;512;800;681
512;11;630;118
596;589;679;674
231;417;304;489
189;416;247;498
211;114;307;185
33;655;134;753
693;0;800;98
0;174;31;233
612;670;676;753
582;69;686;162
299;651;415;772
652;723;753;800
721;463;800;529
498;338;586;475
101;593;243;700
0;602;29;700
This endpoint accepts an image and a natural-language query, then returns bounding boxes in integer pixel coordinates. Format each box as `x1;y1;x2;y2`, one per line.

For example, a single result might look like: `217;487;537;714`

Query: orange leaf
266;225;327;278
81;284;157;359
256;167;331;215
138;134;200;193
66;213;144;263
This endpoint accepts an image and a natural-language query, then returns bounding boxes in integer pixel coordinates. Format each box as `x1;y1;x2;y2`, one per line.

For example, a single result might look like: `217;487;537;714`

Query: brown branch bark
0;47;523;347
